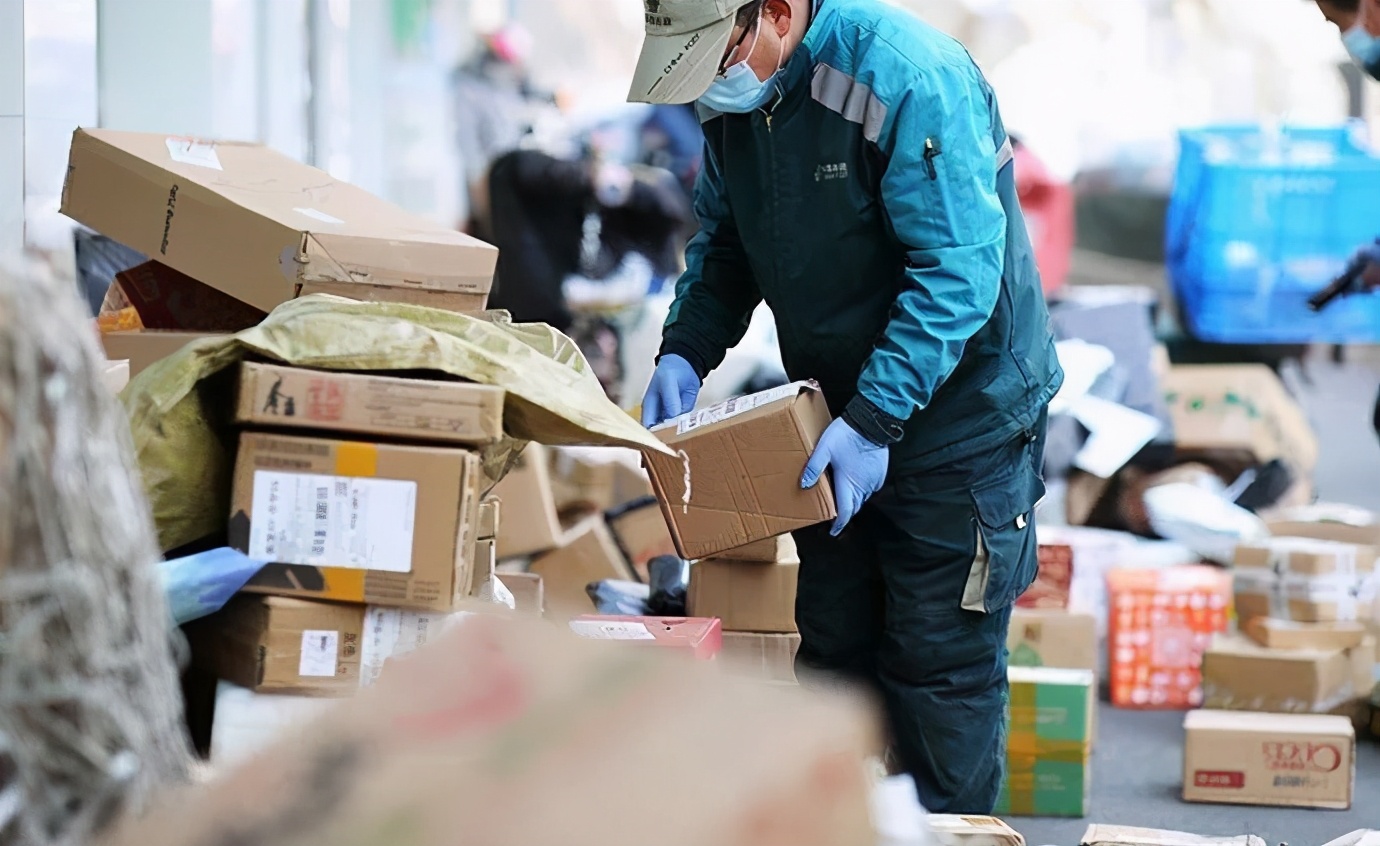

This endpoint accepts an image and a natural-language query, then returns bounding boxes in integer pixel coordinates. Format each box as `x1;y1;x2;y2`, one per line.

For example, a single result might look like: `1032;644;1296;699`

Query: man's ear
764;0;793;37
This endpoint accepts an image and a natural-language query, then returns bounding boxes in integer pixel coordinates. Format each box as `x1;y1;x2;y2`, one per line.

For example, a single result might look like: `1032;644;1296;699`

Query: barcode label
249;471;417;572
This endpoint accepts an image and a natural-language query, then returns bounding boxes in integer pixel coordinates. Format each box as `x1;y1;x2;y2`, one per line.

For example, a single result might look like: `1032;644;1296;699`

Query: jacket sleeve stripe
810;63;888;144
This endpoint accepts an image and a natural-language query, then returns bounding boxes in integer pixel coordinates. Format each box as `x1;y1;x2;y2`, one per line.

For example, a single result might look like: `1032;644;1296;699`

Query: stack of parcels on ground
62;128;499;377
688;535;803;685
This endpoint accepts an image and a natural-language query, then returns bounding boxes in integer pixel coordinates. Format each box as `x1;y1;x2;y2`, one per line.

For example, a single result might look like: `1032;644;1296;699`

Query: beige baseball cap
628;0;754;104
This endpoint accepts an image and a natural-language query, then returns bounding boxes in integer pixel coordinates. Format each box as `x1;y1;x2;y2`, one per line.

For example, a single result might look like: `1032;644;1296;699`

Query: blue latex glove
801;418;890;536
641;354;702;428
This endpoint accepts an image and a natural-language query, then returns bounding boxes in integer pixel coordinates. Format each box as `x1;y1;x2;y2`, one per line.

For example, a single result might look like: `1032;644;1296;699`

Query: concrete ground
1017;354;1380;846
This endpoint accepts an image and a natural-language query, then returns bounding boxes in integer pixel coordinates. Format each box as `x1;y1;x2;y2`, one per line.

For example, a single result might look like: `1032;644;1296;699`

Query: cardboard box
100;329;226;379
1201;634;1356;714
107;615;878;846
1234;568;1280;625
114;260;268;331
298;280;488;314
528;516;635;619
710;534;799;564
688;558;799;634
607;498;679;581
1283;574;1378;623
1161;364;1318;483
997;667;1095;818
235;362;504;446
62;128;497;313
1266;503;1380;547
500;572;544;616
548;446;654;515
187;595;366;696
721;632;801;684
229;432;482;612
928;816;1026;846
491;443;563;560
478;496;500;540
1017;544;1074;610
645;381;835;561
1108;566;1232;709
1008;611;1098;673
1183;710;1355;809
568;615;723;660
1081;827;1266;846
1245;618;1368;651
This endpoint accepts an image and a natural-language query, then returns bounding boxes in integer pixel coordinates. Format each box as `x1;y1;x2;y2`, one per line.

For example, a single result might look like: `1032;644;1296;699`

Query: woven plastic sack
122;295;672;551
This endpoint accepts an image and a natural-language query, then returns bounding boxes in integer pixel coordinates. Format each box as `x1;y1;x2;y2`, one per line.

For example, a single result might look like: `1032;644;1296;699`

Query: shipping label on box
1109;566;1232;709
236;362;504;446
688;558;799;634
186;595;365;696
997;667;1094;818
1183;710;1355;810
645;382;835;561
230;432;481;612
569;616;723;660
359;606;468;688
1008;611;1098;673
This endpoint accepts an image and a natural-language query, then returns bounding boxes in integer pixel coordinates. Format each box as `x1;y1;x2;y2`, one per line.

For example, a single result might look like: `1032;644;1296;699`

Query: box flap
1183;708;1355;736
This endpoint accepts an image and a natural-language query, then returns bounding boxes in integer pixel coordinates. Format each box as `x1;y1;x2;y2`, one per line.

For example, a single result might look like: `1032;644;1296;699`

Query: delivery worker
628;0;1063;814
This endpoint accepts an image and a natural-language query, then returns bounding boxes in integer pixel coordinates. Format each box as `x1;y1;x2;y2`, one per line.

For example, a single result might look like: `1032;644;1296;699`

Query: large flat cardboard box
235;362;504;445
1008;611;1098;673
491;443;563;560
187;595;366;696
1245;618;1368;651
1183;710;1354;809
1201;634;1357;714
645;381;835;561
710;534;798;564
720;632;800;684
528;517;635;619
688;558;799;634
62;128;497;313
229;432;482;612
100;330;226;379
568;616;723;660
1108;566;1232;709
1161;364;1318;487
997;667;1094;818
104;615;877;846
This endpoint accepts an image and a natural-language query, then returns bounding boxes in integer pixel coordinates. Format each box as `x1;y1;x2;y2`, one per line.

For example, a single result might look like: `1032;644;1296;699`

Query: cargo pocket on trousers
960;469;1045;614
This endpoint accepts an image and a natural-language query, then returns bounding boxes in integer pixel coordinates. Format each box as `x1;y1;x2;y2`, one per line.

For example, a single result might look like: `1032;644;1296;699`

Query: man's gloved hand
641;354;701;428
801;418;889;537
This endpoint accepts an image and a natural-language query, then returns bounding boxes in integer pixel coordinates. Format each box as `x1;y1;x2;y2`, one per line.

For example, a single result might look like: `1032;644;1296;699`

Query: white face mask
698;12;785;114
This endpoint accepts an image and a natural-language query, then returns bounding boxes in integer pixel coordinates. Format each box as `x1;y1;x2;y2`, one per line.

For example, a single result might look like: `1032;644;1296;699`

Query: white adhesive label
568;620;657;641
166;137;223;170
359;607;469;687
298;630;339;677
671;381;812;435
294;207;345;225
248;471;417;573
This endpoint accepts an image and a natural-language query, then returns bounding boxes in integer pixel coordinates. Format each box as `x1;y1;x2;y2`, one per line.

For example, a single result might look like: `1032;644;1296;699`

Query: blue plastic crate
1166;123;1380;343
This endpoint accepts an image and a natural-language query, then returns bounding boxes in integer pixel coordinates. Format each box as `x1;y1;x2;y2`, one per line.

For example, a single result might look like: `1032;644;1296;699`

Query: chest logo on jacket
814;162;849;183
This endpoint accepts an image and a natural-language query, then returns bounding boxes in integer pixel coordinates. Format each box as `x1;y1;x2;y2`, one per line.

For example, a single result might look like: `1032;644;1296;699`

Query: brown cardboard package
528;517;635;619
186;595;365;696
103;615;877;846
1007;611;1098;673
720;632;801;684
1182;710;1354;810
62;128;497;313
100;329;226;379
298;280;488;314
478;496;501;540
710;534;799;564
608;499;679;581
644;382;835;561
1265;503;1380;547
1201;635;1358;714
548;447;654;515
500;572;544;616
229;432;482;612
235;363;504;446
688;559;799;634
491;443;563;560
1244;618;1368;651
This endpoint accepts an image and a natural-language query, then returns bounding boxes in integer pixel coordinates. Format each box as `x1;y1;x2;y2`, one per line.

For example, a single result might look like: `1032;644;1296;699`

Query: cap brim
627;16;736;105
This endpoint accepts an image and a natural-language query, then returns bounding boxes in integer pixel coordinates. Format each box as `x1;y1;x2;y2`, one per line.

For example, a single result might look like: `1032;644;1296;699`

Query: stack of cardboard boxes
688;536;802;684
62;128;498;377
186;362;531;702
